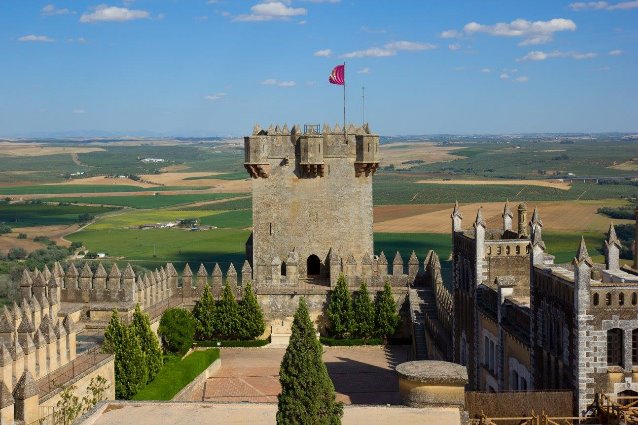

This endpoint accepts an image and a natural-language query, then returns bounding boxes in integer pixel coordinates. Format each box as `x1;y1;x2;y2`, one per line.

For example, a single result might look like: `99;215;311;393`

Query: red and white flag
328;64;345;85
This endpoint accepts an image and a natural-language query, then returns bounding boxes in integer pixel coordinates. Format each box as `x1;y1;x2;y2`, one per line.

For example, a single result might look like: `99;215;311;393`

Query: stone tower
244;123;380;284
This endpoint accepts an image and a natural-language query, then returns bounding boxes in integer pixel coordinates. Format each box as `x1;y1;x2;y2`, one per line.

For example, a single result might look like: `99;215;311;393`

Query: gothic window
516;246;521;255
497;246;502;255
520;377;528;391
593;293;599;306
633;293;638;306
633;329;638;365
511;370;519;390
281;262;287;277
620;292;625;306
506;246;511;255
607;328;624;367
606;292;612;306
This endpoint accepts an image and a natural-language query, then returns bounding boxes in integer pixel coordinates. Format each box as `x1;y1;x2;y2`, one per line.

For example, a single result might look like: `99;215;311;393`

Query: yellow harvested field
610;159;638;171
416;179;572;191
380;142;465;169
0;142;104;157
0;224;79;254
374;201;631;234
51;176;157;188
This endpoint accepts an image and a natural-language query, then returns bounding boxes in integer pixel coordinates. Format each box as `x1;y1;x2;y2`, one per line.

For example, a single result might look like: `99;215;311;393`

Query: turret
354;128;380;177
573;237;593;312
244;128;271;178
502;200;513;232
451;201;463;233
605;223;621;271
517;203;528;237
299;132;325;178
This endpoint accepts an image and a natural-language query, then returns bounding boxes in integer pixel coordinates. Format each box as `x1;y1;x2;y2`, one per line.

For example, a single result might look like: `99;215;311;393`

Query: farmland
46;193;245;209
0;203;119;227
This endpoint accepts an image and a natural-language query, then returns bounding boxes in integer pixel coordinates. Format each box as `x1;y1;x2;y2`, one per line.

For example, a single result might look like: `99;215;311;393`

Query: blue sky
0;0;636;137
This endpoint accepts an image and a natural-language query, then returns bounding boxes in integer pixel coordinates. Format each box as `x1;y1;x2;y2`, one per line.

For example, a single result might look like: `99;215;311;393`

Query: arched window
516;246;521;255
633;293;637;306
606;293;612;306
593;293;599;306
307;255;321;276
281;262;287;277
633;329;638;365
608;328;624;367
506;246;511;255
620;292;625;306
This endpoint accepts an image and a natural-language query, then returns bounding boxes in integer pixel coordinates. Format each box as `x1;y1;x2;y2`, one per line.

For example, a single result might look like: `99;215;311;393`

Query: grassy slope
132;349;220;401
47;193;246;209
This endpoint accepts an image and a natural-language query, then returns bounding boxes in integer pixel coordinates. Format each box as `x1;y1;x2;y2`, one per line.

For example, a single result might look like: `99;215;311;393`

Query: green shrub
327;274;353;338
375;282;400;340
319;336;383;346
158;308;196;355
7;248;27;260
0;223;11;235
352;282;375;339
239;282;265;339
277;298;343;424
192;284;216;340
214;282;241;340
17;233;27;239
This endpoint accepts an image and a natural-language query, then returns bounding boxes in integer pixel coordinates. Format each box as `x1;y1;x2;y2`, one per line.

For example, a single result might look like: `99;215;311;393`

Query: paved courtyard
196;345;410;405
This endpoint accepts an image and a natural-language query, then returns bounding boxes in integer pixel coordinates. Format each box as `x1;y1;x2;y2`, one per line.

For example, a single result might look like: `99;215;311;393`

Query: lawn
0;204;119;227
132;349;220;401
48;193;247;209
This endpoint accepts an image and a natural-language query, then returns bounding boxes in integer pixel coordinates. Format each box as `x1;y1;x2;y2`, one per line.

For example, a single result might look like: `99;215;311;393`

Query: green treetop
193;284;216;340
352;282;375;339
214;282;242;340
327;274;353;339
375;282;400;340
277;298;343;425
131;304;163;382
239;282;265;340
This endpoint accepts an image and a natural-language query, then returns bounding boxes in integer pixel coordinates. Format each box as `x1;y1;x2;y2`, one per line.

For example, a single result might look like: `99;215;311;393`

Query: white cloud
480;68;491;73
514;76;529;83
440;29;461;39
443;18;576;46
448;43;461;51
205;93;226;101
385;41;436;51
518;50;598;61
342;47;396;58
261;79;296;87
67;37;87;43
342;40;435;58
314;49;332;57
500;73;511;80
234;2;307;22
357;67;370;74
569;1;638;10
18;35;55;43
80;5;150;23
72;109;86;114
42;4;73;16
302;0;340;3
609;49;623;55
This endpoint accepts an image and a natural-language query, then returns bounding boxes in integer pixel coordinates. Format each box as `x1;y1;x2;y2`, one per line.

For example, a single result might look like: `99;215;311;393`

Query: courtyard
193;345;410;405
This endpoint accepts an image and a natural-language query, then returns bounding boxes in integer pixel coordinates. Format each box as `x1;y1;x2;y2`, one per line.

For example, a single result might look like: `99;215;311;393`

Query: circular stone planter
396;361;468;408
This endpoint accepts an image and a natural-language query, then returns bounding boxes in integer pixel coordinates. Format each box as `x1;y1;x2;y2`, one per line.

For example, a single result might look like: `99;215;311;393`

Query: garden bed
132;348;219;400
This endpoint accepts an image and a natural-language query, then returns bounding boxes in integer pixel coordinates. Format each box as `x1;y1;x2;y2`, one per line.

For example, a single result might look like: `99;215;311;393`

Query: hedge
195;339;270;348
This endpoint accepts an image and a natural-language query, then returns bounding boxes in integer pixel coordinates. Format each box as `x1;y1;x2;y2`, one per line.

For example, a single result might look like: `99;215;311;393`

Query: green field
0;184;209;195
133;349;220;401
0;204;119;227
47;193;247;209
182;197;252;211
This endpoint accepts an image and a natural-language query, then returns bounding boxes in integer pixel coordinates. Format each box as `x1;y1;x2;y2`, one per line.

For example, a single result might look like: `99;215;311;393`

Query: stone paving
198;346;410;405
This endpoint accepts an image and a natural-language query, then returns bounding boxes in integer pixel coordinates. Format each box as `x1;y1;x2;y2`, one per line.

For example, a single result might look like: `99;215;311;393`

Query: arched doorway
618;389;638;406
307;255;321;276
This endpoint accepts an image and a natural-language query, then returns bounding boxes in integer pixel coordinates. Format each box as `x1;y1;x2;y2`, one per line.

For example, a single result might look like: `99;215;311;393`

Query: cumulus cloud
314;49;332;57
448;43;461;51
500;73;510;80
518;50;598;61
569;1;638;10
357;67;370;74
441;18;576;46
261;79;296;87
80;5;150;23
234;1;307;22
205;93;226;101
41;4;73;16
342;40;435;58
609;49;623;55
18;35;55;43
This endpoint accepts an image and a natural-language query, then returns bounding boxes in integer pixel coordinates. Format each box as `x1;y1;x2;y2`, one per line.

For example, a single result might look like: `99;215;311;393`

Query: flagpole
343;61;346;137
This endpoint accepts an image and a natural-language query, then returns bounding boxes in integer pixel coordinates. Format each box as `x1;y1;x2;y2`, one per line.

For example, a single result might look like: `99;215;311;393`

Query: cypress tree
277;298;343;425
193;283;216;340
326;274;353;338
117;324;148;399
131;304;163;382
158;307;195;354
375;282;400;340
103;310;124;356
215;282;241;340
239;282;265;340
352;282;375;339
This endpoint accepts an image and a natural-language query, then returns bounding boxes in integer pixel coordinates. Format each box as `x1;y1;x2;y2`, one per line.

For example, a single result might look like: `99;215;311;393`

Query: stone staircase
409;287;437;360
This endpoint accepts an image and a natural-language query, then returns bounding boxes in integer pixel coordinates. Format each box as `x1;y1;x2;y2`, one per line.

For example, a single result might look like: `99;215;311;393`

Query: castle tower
572;237;593;415
605;223;621;271
244;123;380;283
517;203;528;237
502;201;513;231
